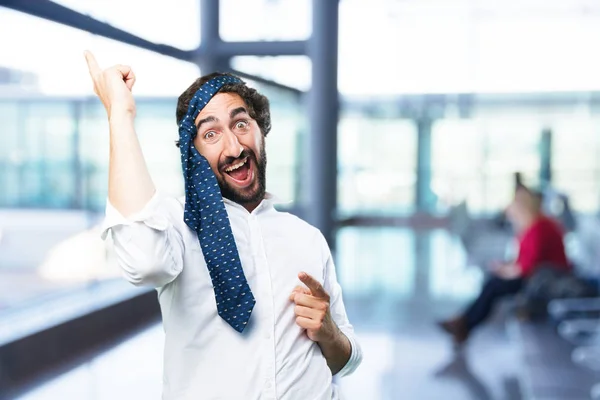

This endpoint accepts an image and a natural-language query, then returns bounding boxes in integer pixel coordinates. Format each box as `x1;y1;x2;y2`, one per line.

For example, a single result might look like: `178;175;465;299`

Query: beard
216;143;267;206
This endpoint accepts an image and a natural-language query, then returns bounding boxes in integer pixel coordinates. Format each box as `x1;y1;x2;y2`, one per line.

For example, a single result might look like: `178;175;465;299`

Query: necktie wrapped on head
178;75;256;333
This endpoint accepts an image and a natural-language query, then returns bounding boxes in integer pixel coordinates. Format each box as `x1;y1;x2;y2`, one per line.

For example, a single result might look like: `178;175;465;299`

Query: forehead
195;92;247;121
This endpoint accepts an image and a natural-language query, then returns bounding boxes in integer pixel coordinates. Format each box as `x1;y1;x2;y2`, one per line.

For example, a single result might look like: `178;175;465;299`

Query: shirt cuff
336;329;362;377
100;191;170;240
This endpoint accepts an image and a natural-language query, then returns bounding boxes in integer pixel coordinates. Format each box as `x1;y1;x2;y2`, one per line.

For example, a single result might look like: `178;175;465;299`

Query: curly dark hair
175;72;271;147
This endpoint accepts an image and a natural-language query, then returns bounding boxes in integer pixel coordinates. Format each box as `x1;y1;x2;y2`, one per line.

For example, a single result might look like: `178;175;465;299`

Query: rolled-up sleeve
322;238;363;377
101;192;184;288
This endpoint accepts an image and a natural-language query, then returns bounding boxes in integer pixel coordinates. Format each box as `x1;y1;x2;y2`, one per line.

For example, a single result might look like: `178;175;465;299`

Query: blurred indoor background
1;0;600;399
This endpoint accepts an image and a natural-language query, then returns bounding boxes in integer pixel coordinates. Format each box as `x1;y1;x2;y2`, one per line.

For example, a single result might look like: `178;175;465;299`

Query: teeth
225;158;247;172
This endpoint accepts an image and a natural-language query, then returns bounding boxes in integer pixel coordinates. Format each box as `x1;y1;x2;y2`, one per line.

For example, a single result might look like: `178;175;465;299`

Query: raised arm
84;51;155;217
86;51;183;287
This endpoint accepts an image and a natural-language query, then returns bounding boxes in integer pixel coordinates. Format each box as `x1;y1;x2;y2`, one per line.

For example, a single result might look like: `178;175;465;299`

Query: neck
242;199;262;213
520;212;541;231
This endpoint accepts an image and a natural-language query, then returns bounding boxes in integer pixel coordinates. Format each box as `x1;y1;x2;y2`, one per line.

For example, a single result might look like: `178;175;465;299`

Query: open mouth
223;156;254;188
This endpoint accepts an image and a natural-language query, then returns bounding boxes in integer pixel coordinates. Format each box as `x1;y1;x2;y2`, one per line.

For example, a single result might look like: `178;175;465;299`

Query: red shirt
516;216;569;278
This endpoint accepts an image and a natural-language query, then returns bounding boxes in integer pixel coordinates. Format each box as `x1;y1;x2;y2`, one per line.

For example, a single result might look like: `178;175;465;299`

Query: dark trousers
464;277;524;330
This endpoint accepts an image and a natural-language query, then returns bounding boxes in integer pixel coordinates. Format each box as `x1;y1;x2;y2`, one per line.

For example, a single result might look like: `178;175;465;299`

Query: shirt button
265;331;271;339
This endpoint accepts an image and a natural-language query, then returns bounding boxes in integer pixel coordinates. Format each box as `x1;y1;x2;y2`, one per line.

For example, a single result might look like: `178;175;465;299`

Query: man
439;185;569;345
84;51;362;399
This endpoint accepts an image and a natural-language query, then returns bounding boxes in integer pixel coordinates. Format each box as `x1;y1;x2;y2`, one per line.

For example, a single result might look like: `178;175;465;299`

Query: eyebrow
195;107;249;130
195;115;218;130
230;107;248;119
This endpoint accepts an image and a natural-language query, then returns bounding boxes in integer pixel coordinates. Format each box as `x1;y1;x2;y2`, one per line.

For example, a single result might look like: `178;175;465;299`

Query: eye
204;131;217;140
234;120;248;130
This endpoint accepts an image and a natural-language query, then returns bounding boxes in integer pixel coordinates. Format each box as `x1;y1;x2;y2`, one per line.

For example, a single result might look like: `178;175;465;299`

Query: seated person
438;186;570;345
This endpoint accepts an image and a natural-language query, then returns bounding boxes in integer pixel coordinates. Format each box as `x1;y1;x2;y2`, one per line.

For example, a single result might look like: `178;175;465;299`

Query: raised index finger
84;50;101;77
298;272;328;298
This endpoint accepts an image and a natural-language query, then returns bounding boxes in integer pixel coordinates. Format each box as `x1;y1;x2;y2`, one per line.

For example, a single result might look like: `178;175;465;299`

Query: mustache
218;148;255;171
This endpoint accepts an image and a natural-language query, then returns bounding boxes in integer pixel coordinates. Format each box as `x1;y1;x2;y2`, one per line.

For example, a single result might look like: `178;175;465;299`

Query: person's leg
463;276;524;331
439;276;524;344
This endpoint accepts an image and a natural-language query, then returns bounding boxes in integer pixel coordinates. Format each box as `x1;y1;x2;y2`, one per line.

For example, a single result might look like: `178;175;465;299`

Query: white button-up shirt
101;192;362;400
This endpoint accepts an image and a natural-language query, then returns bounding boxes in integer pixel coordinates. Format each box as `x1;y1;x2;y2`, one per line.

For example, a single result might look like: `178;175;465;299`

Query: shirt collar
222;192;290;214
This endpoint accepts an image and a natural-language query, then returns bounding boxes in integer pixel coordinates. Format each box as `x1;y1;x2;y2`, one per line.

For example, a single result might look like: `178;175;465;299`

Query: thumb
289;285;310;301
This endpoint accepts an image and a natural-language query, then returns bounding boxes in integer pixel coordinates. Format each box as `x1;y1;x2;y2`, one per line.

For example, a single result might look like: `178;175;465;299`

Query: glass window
220;0;311;42
231;56;311;91
78;99;186;212
136;101;184;198
337;227;415;299
77;80;304;213
431;119;486;213
0;8;200;317
552;117;600;212
52;0;201;49
432;116;541;214
78;101;110;211
339;0;472;96
481;116;542;210
77;80;305;211
429;230;483;300
0;102;21;207
226;63;307;205
338;1;600;95
22;102;77;208
246;80;305;204
0;101;77;209
338;114;417;216
0;8;200;97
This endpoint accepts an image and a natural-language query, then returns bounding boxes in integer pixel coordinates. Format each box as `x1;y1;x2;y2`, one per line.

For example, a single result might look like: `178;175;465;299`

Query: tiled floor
16;228;527;400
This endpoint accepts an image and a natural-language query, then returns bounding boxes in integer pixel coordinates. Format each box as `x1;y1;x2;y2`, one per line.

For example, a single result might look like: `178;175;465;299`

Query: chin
221;180;264;205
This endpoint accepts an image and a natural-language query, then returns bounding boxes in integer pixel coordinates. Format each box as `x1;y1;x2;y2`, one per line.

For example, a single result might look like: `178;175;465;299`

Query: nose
222;130;243;159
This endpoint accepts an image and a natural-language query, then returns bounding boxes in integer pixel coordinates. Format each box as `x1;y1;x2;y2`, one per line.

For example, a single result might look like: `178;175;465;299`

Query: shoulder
162;195;185;215
147;193;185;229
538;216;563;232
529;216;563;240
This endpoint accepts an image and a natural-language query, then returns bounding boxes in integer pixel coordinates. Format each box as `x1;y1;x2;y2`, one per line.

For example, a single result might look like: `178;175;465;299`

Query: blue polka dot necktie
178;75;256;333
